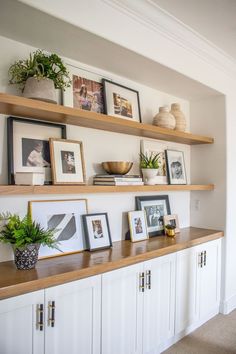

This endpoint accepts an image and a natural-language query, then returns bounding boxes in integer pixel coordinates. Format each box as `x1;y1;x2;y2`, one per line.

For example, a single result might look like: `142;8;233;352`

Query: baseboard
220;294;236;314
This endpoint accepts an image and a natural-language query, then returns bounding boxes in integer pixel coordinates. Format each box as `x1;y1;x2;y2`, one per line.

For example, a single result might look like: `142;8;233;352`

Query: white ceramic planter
23;77;57;104
142;168;158;185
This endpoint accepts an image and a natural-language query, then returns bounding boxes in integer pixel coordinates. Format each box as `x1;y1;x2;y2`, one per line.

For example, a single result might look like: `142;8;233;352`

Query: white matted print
29;199;88;258
128;210;148;242
50;138;86;184
82;213;112;251
141;140;168;184
165;149;187;185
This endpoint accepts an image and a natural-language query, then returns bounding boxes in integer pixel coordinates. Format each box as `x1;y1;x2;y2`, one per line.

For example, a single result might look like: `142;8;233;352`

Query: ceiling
153;0;236;60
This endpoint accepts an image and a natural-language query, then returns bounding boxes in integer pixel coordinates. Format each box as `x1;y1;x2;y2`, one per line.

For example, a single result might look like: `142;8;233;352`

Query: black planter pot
13;243;40;270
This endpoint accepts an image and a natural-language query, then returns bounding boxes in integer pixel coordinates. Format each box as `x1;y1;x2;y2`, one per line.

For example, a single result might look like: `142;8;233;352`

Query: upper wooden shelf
0;93;214;145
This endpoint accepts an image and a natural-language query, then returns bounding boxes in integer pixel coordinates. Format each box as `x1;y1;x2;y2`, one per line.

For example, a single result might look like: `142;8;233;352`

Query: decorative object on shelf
63;65;104;113
135;195;171;237
8;49;71;103
14;171;45;185
101;161;133;175
29;199;88;258
170;103;186;131
93;174;143;186
165;149;187;185
165;224;176;237
140;151;160;185
128;210;148;242
102;79;142;122
153;106;176;129
7;116;66;185
82;213;112;251
141;140;168;185
49;138;86;185
163;214;180;233
0;212;59;269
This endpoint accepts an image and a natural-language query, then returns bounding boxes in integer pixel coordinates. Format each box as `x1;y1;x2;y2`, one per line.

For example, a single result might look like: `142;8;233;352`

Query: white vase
153;106;176;130
23;77;57;104
170;103;186;131
142;168;158;185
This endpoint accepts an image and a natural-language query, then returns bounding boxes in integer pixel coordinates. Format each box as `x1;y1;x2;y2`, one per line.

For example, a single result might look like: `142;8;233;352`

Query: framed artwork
165;149;187;185
63;66;104;113
7;117;66;185
29;199;88;258
141;140;168;184
135;195;171;236
102;79;141;122
50;138;86;185
128;210;149;242
82;213;112;251
163;214;180;233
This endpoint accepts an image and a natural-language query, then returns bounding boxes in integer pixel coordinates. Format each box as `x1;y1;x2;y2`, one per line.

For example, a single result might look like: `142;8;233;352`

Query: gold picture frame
128;210;149;242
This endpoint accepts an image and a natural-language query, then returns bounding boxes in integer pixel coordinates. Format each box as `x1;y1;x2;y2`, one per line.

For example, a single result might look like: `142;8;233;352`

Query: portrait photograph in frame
141;140;168;184
102;79;141;122
82;213;112;251
128;210;149;242
29;199;88;258
50;138;86;185
135;195;171;237
63;65;104;113
165;149;187;185
163;214;180;233
7;117;66;185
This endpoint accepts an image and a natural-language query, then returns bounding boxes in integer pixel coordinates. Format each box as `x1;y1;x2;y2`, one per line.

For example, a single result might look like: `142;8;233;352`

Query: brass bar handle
204;251;207;266
146;270;151;290
37;304;44;331
198;252;203;268
48;301;56;327
139;272;145;292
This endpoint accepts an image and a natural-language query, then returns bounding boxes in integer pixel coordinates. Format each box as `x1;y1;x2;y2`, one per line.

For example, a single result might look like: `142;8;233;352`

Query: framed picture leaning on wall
128;210;149;242
165;149;187;185
82;213;112;251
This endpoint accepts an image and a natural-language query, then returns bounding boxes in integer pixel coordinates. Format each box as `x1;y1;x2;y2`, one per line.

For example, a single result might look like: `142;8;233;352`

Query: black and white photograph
135;195;171;236
82;213;112;251
7;117;66;185
165;149;187;185
61;151;76;174
163;214;180;233
29;199;88;258
128;210;148;242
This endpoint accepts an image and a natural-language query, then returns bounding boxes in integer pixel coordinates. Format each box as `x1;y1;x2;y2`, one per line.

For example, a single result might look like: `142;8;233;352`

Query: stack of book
93;174;144;186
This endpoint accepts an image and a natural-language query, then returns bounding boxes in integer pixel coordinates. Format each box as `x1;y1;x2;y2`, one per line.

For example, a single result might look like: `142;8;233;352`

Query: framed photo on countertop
128;210;149;242
163;214;180;233
82;213;112;251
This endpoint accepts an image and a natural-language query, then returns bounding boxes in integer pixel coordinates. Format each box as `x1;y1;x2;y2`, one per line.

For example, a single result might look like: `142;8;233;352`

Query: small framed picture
128;210;149;242
29;199;88;258
82;213;112;251
165;149;187;185
102;79;141;122
7;117;66;185
49;138;86;185
63;65;104;113
136;195;171;237
163;214;180;233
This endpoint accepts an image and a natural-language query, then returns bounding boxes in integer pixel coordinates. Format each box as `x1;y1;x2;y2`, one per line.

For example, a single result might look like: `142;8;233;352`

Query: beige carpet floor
163;310;236;354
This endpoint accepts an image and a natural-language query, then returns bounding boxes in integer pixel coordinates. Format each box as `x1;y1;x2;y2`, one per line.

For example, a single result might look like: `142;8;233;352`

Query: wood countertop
0;227;223;300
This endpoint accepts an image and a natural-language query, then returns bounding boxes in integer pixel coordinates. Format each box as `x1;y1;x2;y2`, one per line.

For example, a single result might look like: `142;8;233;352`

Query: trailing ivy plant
140;152;160;169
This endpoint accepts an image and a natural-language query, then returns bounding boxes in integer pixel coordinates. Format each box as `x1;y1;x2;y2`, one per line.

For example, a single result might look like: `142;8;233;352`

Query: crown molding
102;0;236;78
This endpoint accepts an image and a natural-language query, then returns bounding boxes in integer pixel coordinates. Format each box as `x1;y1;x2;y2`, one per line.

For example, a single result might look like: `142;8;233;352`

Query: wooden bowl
101;161;133;175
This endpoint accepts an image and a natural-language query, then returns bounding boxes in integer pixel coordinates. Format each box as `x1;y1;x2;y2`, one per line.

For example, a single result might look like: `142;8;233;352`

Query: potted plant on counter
165;224;176;237
8;49;71;103
140;152;160;185
0;212;60;270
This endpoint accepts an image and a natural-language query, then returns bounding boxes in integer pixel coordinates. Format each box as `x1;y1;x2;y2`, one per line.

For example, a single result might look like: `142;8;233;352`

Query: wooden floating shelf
0;93;214;145
0;184;214;195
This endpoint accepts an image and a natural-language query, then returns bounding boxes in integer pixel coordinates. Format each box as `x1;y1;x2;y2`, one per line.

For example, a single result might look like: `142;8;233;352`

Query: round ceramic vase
153;106;176;130
13;243;40;270
170;103;186;131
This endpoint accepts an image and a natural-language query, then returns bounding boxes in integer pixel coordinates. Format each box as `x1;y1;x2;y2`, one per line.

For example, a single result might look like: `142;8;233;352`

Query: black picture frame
102;79;142;123
135;195;171;237
165;149;187;185
82;213;112;251
7;116;67;185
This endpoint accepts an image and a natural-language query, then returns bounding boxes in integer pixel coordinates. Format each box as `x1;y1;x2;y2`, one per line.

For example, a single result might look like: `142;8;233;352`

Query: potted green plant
140;152;160;185
165;224;176;237
0;212;60;270
8;49;71;103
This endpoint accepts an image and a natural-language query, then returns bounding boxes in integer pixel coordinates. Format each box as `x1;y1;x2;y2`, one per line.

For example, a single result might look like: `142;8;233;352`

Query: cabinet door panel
102;263;143;354
0;290;44;354
45;275;101;354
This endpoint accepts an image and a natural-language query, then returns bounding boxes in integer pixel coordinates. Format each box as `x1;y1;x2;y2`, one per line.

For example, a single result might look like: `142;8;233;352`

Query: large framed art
135;195;171;236
7;117;66;185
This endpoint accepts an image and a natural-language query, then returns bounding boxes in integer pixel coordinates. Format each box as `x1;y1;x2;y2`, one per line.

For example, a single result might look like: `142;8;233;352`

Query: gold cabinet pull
48;301;56;327
146;270;151;290
198;252;203;268
204;250;207;266
139;272;145;292
37;304;44;331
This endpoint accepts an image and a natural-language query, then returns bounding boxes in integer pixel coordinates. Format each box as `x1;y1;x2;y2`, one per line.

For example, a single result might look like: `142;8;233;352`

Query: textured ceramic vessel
141;168;158;185
153;106;176;130
23;77;57;104
170;103;186;131
13;243;40;270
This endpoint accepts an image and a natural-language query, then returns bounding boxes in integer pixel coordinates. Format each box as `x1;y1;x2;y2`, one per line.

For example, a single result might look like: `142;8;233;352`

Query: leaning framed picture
165;149;187;185
29;199;88;258
135;195;171;236
7;117;66;185
163;214;180;233
128;210;149;242
102;79;141;122
63;65;104;113
82;213;112;251
50;138;86;185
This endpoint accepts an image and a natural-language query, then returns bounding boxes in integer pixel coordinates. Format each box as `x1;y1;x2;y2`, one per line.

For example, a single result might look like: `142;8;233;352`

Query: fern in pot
0;213;59;270
140;152;160;185
8;49;71;104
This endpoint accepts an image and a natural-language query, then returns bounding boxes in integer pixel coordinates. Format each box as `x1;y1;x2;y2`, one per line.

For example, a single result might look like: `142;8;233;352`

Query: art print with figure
165;150;187;185
82;213;112;251
128;210;148;242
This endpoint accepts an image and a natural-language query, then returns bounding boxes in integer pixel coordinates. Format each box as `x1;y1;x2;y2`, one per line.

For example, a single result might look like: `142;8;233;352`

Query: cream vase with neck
170;103;187;131
153;106;176;130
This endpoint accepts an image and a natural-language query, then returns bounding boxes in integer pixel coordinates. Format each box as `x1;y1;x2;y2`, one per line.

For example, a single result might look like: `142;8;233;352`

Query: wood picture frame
128;210;149;242
163;214;180;233
82;213;112;251
165;149;187;185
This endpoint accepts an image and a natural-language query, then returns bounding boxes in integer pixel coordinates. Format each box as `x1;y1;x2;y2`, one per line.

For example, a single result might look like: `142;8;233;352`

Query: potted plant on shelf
8;49;71;103
165;224;176;237
0;212;60;270
140;152;160;185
